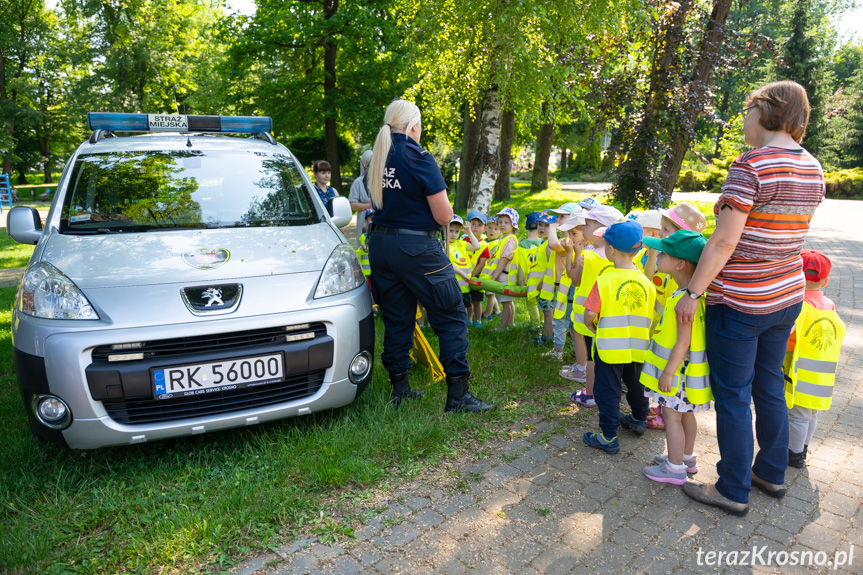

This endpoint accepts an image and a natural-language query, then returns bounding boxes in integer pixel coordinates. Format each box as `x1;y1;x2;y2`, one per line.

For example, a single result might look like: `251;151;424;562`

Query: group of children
357;196;845;486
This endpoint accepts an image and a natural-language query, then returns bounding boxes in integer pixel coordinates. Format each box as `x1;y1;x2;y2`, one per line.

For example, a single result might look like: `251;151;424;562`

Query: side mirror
7;207;43;245
329;196;352;228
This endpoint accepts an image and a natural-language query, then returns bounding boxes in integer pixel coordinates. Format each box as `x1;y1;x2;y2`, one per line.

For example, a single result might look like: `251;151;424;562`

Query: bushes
824;168;863;198
677;162;863;200
676;158;731;192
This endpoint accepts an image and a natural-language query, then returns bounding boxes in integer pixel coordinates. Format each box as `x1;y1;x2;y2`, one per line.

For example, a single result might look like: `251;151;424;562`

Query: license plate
152;353;284;400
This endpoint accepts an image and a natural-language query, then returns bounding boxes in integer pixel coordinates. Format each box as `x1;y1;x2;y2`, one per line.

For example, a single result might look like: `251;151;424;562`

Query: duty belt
373;225;439;238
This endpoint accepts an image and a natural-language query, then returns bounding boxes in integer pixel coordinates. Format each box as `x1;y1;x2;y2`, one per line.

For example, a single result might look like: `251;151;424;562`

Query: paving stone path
230;195;863;574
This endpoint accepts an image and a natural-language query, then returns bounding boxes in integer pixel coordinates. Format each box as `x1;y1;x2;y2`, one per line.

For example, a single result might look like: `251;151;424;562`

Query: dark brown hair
746;81;811;143
312;160;332;173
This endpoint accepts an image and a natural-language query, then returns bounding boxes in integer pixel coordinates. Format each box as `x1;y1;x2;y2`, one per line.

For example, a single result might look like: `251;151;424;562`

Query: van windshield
60;150;319;233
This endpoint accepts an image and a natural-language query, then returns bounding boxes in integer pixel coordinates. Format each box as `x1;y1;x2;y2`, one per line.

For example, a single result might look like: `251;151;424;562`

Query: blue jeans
705;302;802;504
553;285;575;349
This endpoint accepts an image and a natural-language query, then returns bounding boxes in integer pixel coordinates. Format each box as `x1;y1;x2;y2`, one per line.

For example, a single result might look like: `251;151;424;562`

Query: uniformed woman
367;99;493;413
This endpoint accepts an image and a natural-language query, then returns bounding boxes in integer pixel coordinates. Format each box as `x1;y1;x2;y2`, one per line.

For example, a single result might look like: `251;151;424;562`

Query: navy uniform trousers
368;229;469;377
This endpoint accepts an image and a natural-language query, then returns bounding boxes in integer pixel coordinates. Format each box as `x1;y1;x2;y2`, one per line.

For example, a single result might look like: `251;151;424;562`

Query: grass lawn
0;229;37;269
0;188;719;574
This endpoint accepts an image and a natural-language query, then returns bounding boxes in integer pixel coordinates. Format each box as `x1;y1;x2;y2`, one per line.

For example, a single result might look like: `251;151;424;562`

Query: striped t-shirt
706;147;825;314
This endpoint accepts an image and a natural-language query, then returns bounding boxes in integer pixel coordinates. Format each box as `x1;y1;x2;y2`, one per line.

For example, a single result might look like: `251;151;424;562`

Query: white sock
683;453;696;461
666;461;688;472
576;364;586;370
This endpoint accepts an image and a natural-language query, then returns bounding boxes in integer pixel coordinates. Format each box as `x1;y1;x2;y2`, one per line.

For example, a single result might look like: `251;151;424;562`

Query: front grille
92;323;327;361
102;370;326;424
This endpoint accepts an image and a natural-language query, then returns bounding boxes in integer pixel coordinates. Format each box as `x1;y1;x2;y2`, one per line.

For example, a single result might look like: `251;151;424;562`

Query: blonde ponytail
369;99;422;208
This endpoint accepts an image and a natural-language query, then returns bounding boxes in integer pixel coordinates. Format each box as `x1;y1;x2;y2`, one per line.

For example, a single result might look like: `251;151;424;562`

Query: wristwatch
685;287;702;300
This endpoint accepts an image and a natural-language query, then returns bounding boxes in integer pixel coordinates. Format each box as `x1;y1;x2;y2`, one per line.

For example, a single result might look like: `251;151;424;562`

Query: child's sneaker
532;335;553;345
647;412;666;430
559;364;587;383
620;412;647;436
643;461;688;485
542;349;563;361
654;454;698;474
570;390;596;408
473;320;482;328
583;431;619;454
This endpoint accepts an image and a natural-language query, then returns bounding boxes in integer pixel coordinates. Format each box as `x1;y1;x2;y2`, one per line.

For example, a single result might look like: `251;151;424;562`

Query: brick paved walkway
233;195;862;575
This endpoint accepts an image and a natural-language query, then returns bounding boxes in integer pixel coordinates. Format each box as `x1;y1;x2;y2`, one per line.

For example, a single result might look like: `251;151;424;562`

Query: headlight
314;244;366;299
17;262;99;319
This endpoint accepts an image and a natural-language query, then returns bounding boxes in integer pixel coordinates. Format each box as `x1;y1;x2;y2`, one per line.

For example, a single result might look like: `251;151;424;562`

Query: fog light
32;395;72;429
349;352;371;383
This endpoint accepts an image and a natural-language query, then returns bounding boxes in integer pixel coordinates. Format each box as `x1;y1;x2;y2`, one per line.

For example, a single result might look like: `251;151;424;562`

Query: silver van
7;113;374;449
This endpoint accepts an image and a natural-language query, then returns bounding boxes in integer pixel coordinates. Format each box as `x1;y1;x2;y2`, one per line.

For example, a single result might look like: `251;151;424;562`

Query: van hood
40;225;342;288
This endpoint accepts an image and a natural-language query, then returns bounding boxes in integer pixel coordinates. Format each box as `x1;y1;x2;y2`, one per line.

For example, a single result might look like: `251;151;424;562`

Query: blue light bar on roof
87;113;273;134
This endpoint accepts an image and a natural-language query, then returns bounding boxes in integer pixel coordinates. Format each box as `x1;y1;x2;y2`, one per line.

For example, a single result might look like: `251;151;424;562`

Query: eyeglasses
743;104;757;115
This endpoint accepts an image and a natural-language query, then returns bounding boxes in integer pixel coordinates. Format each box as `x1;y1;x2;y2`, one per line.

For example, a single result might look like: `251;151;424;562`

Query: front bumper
16;306;374;449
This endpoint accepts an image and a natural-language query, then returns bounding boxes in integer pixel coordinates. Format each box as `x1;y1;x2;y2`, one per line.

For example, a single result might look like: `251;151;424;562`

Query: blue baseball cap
466;209;487;223
538;212;556;224
603;220;644;253
525;211;542;230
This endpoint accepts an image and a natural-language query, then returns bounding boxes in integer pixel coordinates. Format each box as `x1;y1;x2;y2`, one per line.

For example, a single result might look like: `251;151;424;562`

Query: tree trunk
531;120;554;193
467;85;502;215
560;148;568;173
322;0;342;190
712;90;730;158
494;108;515;201
455;98;482;210
658;0;734;202
611;0;694;208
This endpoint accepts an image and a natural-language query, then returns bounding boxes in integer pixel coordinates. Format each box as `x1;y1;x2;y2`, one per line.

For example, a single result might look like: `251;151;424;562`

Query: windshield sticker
182;249;230;270
70;214;91;223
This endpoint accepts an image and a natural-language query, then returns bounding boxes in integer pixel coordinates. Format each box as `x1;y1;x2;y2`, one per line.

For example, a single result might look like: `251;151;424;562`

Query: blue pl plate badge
182;248;230;270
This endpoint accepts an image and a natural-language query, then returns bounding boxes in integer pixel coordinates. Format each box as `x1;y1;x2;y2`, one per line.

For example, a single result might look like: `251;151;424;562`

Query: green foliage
824;167;863;198
283;131;356;175
571;138;602;173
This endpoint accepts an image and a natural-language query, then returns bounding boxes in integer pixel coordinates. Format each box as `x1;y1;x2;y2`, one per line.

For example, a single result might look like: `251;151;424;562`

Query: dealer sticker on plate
153;353;284;399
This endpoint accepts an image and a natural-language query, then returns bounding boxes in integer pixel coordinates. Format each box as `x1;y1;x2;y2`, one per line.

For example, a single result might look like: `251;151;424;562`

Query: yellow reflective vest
572;249;615;335
356;233;371;277
784;302;846;411
526;241;549;300
592;268;656;364
480;238;500;280
640;290;713;404
448;239;473;293
539;247;564;301
633;246;668;326
553;250;579;320
488;234;518;282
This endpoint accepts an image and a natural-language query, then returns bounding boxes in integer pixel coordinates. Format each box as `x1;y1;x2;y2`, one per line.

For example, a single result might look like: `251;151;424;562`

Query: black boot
389;372;423;406
788;448;806;469
445;373;494;413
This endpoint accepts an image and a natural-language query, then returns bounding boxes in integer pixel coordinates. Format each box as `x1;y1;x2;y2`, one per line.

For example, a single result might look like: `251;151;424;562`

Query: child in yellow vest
565;204;622;404
532;212;559;345
356;209;375;308
482;218;502;320
784;249;845;468
540;202;587;361
490;207;520;330
641;203;708;431
465;210;489;327
581;220;656;454
446;215;481;318
520;212;546;328
639;230;712;485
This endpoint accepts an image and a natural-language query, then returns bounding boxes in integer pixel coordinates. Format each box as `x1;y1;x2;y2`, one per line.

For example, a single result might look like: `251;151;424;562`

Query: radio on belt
86;112;273;134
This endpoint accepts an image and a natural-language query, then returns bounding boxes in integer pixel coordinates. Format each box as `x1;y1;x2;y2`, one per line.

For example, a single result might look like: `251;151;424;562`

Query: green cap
642;230;706;263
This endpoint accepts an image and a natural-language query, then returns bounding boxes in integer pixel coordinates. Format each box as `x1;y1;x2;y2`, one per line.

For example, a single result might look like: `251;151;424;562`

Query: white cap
635;209;662;230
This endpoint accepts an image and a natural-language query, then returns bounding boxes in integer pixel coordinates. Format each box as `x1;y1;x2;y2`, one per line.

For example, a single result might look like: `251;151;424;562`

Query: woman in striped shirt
676;81;825;516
